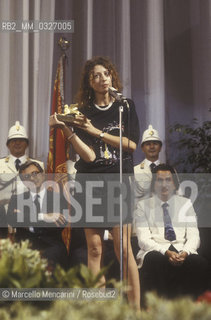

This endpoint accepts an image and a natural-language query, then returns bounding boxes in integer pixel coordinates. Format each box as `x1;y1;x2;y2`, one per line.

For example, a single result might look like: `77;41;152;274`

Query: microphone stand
119;104;124;286
118;98;129;299
109;88;130;293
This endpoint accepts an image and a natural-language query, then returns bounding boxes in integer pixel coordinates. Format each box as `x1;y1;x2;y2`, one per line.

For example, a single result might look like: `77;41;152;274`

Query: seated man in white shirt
135;164;208;301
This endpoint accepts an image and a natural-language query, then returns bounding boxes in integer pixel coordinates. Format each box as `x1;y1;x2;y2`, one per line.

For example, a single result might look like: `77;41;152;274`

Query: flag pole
47;37;71;253
58;37;70;113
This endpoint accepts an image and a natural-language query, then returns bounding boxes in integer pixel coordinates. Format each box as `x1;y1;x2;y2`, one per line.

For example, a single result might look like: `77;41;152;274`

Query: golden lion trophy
57;104;82;125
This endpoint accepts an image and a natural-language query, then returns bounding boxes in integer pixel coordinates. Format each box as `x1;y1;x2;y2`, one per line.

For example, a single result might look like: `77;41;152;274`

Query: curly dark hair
75;56;122;108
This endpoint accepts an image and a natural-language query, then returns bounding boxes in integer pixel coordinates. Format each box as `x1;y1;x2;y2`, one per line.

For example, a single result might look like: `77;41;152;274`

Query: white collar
10;154;27;165
30;187;46;203
145;159;160;167
154;194;176;206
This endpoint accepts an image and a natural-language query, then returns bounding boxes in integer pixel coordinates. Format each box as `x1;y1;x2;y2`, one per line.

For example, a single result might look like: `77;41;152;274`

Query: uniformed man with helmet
0;121;44;209
133;124;162;203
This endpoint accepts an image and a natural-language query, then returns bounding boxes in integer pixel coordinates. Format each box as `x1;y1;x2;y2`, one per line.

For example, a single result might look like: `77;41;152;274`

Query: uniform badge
149;130;154;136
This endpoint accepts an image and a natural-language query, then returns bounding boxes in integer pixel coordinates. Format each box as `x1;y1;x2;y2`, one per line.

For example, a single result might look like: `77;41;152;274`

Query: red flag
47;54;71;254
48;54;68;173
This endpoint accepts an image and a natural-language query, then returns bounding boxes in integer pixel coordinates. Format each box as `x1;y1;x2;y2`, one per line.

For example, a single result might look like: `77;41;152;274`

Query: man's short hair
151;163;180;192
19;161;44;174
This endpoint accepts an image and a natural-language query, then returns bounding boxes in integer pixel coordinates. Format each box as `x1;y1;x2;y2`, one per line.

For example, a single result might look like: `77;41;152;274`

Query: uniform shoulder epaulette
0;156;10;163
140;162;145;169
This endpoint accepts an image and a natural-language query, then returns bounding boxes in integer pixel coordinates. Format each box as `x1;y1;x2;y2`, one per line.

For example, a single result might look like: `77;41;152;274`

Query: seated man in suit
7;161;69;269
135;164;208;301
0;121;44;210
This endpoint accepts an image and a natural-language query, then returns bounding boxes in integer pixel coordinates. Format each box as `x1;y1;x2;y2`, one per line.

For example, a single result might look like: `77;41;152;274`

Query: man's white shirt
135;194;200;267
29;188;46;232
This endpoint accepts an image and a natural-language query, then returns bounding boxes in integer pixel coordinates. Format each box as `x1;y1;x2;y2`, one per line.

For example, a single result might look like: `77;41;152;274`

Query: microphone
108;87;127;102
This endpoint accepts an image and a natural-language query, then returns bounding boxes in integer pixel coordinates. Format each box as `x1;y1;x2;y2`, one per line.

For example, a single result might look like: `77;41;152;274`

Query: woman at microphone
49;56;140;309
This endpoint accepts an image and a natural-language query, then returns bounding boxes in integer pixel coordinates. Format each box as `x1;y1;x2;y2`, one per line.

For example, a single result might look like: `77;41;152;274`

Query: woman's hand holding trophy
49;104;86;128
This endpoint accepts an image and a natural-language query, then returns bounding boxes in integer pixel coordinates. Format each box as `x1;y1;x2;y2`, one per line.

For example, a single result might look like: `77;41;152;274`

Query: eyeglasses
20;171;41;181
91;71;111;80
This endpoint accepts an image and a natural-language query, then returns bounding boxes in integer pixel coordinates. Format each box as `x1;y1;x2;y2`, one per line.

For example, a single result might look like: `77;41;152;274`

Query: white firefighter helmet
7;121;29;144
141;124;162;145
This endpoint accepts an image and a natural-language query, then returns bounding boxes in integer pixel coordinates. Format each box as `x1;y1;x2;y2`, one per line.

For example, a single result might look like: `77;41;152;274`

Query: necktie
162;203;176;241
150;163;156;172
15;158;21;171
34;195;41;214
33;195;41;234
